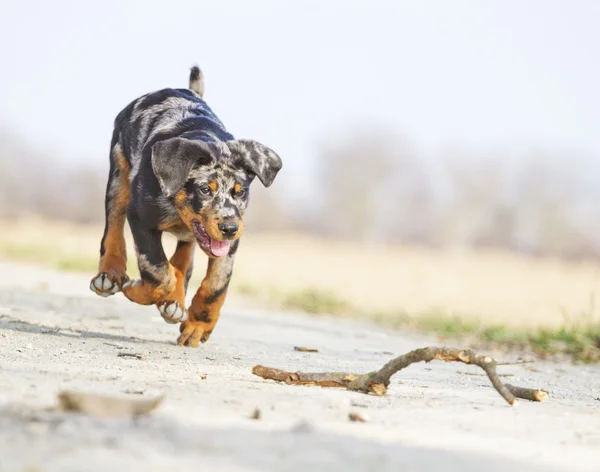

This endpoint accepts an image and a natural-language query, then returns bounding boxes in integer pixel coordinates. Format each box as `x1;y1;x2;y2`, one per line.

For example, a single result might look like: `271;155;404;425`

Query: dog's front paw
157;300;187;324
90;272;128;297
177;320;213;347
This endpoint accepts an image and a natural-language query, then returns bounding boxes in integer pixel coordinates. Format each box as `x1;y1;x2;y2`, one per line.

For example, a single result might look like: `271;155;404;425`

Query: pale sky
1;0;599;200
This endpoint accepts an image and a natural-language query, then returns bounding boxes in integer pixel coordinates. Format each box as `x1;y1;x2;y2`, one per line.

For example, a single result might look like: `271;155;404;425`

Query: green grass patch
526;326;600;362
414;311;482;337
411;313;600;363
280;288;353;315
231;283;354;316
53;255;98;272
0;242;138;276
0;242;53;263
232;282;262;298
266;289;600;363
0;242;97;272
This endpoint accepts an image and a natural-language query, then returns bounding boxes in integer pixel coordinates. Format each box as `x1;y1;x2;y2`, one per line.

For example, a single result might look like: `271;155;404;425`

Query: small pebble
348;412;367;422
291;421;315;434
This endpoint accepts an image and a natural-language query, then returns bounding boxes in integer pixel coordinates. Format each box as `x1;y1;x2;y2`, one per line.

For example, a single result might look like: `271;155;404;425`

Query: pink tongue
210;238;231;257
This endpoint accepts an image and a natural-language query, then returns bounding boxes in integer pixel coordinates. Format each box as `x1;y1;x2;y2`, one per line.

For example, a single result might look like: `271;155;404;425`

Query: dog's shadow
1;316;171;346
0;286;178;346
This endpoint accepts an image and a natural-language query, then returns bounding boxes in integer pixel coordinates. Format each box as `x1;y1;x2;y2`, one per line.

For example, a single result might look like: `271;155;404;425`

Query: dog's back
113;68;233;183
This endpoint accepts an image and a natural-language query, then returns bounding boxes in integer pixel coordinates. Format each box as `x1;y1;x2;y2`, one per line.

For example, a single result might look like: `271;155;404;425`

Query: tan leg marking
121;264;176;305
177;254;234;347
91;147;131;296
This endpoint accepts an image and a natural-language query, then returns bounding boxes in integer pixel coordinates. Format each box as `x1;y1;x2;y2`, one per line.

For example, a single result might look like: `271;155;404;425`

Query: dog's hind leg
90;138;131;297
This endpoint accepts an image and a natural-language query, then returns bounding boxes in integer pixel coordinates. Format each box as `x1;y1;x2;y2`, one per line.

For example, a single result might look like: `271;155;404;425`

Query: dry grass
3;218;600;328
233;233;600;329
2;218;600;360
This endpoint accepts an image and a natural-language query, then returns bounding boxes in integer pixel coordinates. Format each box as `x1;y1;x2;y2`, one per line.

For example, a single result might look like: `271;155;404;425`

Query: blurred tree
243;183;294;233
2;125;600;260
317;130;398;243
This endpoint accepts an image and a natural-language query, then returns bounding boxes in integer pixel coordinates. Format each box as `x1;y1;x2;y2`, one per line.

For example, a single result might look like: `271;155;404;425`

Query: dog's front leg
177;243;237;347
121;224;185;323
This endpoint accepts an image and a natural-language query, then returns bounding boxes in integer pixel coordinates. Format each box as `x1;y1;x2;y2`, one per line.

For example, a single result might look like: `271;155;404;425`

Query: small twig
117;352;144;360
505;384;549;402
104;342;123;349
41;327;61;334
351;402;369;408
457;371;514;377
496;359;536;366
294;346;321;353
252;346;550;407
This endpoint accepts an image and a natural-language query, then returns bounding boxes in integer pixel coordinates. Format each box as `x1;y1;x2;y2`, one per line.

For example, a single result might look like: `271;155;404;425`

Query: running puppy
90;66;282;347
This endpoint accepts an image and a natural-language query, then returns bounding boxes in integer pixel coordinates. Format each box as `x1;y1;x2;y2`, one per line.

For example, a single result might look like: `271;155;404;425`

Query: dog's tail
189;65;204;97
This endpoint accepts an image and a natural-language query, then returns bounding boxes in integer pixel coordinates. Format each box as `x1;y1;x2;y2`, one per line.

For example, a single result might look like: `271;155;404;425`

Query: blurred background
1;1;599;357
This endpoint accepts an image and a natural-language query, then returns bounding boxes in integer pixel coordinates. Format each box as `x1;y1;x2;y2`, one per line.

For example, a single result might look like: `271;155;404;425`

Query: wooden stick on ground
505;384;549;402
252;346;549;407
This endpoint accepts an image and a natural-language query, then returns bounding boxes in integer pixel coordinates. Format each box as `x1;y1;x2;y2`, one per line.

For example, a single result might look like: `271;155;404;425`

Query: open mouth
192;220;231;257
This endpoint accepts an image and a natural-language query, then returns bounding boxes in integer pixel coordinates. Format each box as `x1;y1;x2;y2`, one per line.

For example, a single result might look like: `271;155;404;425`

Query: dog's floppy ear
151;138;217;197
228;140;283;187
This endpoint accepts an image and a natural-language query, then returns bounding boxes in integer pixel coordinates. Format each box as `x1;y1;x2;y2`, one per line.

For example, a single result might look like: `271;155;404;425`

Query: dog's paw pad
158;301;187;324
90;273;121;297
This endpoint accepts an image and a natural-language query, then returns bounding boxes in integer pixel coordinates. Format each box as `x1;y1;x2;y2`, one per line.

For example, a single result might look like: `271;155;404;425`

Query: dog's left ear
228;140;283;187
151;137;218;197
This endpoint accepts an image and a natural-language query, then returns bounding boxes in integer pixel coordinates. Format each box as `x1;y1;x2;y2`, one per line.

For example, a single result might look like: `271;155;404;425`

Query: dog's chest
162;222;195;242
157;207;195;242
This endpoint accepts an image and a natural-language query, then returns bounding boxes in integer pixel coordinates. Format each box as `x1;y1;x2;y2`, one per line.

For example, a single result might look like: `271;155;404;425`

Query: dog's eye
199;185;212;196
235;188;246;198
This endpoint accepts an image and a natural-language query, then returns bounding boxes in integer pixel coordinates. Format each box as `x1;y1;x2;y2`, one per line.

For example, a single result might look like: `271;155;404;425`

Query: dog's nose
218;221;239;238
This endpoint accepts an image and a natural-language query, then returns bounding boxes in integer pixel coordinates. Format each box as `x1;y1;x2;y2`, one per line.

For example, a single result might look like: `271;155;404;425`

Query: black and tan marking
90;65;282;345
90;140;131;297
177;241;238;347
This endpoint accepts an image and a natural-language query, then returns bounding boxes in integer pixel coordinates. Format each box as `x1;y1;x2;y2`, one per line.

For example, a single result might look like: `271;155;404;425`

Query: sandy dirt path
0;261;599;472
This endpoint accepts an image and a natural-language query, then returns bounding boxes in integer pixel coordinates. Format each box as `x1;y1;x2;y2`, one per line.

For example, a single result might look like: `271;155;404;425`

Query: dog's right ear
151;138;216;197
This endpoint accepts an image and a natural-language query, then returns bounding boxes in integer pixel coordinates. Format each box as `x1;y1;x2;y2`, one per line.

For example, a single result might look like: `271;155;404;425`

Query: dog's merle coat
90;66;282;347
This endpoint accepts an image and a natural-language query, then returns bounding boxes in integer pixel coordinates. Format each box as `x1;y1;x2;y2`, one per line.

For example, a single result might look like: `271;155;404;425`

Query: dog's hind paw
90;272;125;297
157;300;187;324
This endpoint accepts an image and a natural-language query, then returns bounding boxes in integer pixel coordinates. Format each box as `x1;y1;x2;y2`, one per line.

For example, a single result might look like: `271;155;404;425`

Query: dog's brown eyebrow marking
174;190;188;206
208;180;218;192
233;183;242;193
